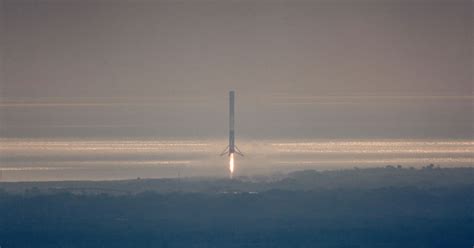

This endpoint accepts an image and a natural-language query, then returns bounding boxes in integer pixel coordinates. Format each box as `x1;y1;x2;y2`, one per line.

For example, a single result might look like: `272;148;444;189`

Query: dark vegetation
1;167;473;247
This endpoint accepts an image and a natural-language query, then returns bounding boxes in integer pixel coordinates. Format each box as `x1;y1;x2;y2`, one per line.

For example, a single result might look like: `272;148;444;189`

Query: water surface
0;138;472;181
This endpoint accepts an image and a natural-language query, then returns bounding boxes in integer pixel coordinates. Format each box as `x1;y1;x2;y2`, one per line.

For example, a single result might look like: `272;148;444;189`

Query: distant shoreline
1;166;473;195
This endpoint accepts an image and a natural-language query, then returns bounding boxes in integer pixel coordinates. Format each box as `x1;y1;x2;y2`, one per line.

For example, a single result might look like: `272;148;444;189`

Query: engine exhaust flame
229;153;234;178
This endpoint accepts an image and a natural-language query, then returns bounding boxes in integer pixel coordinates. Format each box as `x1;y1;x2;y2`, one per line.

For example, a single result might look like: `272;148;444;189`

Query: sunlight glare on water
0;138;472;181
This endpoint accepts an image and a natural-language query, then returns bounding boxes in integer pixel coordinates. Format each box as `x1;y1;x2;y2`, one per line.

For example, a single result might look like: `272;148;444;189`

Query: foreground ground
1;167;473;248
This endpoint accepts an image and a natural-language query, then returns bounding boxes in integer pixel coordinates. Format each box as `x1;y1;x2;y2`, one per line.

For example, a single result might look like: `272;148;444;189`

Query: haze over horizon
0;0;472;140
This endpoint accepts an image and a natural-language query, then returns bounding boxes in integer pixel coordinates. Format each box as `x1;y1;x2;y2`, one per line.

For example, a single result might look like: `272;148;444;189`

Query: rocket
221;91;243;157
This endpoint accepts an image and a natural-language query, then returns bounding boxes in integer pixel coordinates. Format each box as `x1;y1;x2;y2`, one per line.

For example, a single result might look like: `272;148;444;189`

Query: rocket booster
221;91;243;157
229;91;235;153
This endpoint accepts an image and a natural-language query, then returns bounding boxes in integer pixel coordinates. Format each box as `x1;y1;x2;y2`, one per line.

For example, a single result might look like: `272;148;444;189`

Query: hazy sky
0;0;472;139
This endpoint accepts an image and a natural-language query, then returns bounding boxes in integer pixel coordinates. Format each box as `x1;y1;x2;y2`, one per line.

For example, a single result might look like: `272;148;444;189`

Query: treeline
1;166;473;195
